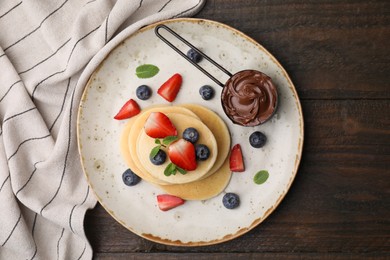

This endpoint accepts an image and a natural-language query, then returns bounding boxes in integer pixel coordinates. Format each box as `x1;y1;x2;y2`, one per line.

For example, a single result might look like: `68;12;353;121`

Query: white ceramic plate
77;18;303;246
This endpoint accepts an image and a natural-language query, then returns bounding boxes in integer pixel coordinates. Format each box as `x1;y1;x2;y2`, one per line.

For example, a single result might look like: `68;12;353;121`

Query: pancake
121;106;198;185
136;113;218;184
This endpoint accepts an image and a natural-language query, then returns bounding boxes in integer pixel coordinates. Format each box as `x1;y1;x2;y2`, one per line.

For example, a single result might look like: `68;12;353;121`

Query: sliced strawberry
229;144;245;172
114;99;140;120
144;112;177;138
157;194;185;211
168;139;197;171
157;73;182;102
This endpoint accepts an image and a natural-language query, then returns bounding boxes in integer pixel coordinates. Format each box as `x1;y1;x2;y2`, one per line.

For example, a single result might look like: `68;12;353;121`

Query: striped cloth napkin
0;0;205;259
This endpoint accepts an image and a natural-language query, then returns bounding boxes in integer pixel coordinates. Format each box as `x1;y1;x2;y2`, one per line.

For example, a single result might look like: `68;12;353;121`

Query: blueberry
122;169;141;186
136;85;151;100
195;144;210;161
187;48;203;63
183;127;199;143
150;149;167;165
199;85;215;100
222;193;240;209
249;131;267;148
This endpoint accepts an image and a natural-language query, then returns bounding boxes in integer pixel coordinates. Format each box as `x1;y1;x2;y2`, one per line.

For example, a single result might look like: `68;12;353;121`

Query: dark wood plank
85;100;390;255
93;252;390;260
195;0;390;99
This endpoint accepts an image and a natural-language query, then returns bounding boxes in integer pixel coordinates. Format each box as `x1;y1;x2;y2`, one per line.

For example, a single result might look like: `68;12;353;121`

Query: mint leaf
135;64;159;78
177;167;187;175
254;170;269;185
163;136;178;146
150;145;161;159
155;139;161;145
164;163;177;176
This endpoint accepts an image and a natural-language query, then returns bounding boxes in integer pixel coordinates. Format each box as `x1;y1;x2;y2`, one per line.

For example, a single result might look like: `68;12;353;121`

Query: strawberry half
114;99;140;120
157;73;182;102
168;139;197;171
157;194;185;211
144;112;177;138
229;144;245;172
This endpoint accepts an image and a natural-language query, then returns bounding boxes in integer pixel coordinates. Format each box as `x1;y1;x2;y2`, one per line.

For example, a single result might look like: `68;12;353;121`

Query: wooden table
85;1;390;259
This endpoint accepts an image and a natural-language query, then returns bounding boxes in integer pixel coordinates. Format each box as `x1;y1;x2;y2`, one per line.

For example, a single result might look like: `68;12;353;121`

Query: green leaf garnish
135;64;159;78
254;170;269;185
163;136;178;146
155;139;161;145
150;145;161;159
177;167;187;175
164;163;177;176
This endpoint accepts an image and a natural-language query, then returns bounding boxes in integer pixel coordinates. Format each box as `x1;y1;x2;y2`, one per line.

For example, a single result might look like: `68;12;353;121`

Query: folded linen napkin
0;0;205;259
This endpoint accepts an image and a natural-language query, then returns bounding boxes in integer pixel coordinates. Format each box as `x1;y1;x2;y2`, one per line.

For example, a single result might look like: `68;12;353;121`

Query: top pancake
136;112;218;184
123;106;199;185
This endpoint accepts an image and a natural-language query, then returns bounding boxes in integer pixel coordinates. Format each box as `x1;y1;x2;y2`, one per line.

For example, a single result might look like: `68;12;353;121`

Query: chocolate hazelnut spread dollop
221;70;278;126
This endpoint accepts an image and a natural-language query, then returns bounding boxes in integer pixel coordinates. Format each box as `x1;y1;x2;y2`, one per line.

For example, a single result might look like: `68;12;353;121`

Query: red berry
157;73;182;102
229;144;245;172
157;194;185;211
114;99;140;120
144;112;177;138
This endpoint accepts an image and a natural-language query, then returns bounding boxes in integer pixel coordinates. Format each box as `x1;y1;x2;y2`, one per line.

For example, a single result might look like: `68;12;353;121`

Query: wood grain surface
84;1;390;259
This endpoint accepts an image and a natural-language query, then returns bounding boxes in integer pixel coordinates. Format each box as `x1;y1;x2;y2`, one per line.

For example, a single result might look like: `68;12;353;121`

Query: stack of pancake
120;104;232;200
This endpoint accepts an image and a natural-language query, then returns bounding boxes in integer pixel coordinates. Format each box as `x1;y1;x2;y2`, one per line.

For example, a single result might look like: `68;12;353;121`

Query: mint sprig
176;167;187;175
164;163;187;176
150;145;161;159
253;170;269;185
164;163;176;176
150;136;177;160
162;136;178;145
135;64;159;78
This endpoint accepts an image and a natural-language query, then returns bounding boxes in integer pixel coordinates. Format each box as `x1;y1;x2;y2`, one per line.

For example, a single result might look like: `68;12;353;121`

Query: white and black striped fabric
0;0;205;259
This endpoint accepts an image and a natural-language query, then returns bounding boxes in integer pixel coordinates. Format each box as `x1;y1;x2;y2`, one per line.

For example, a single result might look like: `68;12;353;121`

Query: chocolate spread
221;70;278;126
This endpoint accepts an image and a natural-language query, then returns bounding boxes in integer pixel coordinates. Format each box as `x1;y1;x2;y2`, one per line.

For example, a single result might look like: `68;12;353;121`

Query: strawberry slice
157;194;185;211
144;112;177;138
114;99;140;120
168;139;197;171
229;144;245;172
157;73;182;102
